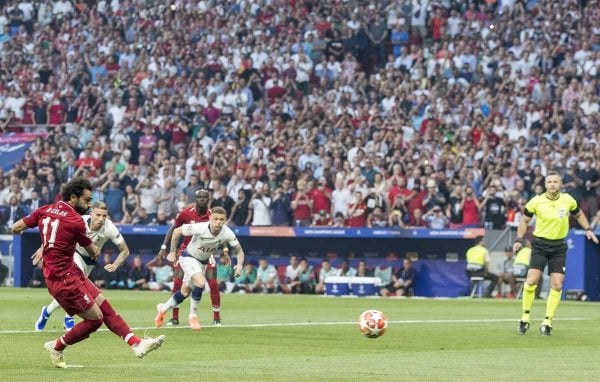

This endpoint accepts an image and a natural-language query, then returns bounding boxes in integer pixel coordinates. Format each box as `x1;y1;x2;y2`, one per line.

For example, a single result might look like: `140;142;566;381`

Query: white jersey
75;215;124;258
181;222;239;263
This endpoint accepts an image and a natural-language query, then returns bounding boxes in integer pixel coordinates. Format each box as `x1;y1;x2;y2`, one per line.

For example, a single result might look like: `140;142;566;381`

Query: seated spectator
337;259;357;277
2;195;26;233
280;255;301;294
0;249;8;286
423;205;449;228
296;258;315;294
513;240;542;299
93;253;120;289
252;257;279;293
312;210;332;226
407;208;427;227
216;249;234;293
497;246;517;298
28;262;45;288
146;256;174;291
315;259;338;294
465;236;498;298
332;212;347;227
356;260;373;277
375;263;393;295
383;258;416;297
127;255;150;290
232;262;258;293
131;207;153;225
367;207;388;227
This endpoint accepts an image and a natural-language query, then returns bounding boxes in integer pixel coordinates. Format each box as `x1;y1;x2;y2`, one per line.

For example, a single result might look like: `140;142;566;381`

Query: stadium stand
0;0;598;235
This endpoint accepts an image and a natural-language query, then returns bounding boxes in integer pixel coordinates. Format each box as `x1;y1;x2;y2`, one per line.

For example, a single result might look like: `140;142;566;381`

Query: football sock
190;287;203;317
543;288;562;326
55;318;103;351
207;278;221;319
171;277;183;320
521;283;537;322
100;300;141;346
162;291;186;313
47;299;61;315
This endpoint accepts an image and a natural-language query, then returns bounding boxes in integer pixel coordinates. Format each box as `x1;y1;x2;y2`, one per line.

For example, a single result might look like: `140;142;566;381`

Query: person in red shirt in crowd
347;191;367;227
157;189;223;326
291;180;313;227
46;93;65;126
11;177;164;368
312;210;332;226
461;185;482;227
408;208;428;227
75;144;102;177
309;176;332;221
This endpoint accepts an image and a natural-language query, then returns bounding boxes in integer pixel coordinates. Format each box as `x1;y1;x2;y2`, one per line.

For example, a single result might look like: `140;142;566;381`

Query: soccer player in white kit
155;207;244;330
35;201;131;331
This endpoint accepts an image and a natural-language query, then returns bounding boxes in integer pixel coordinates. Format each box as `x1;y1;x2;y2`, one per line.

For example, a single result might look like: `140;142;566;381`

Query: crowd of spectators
1;0;599;234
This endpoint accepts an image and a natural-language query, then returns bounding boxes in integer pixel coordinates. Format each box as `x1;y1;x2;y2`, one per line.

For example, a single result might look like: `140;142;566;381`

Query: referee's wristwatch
584;227;592;232
514;237;524;244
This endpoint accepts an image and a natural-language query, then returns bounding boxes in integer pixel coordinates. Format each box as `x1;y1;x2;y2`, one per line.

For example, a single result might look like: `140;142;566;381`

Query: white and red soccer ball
358;310;388;338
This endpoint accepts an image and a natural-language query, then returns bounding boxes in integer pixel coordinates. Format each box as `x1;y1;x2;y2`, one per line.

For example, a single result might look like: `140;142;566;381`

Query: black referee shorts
530;236;567;275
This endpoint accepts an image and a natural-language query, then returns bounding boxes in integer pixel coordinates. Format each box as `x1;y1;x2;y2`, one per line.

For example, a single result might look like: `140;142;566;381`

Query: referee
514;171;598;336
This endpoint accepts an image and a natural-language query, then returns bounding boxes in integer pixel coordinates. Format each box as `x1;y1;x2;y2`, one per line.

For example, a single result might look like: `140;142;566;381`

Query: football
358;309;388;338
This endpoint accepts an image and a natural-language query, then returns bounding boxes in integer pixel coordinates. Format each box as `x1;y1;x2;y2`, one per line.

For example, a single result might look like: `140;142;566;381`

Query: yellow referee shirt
525;193;578;240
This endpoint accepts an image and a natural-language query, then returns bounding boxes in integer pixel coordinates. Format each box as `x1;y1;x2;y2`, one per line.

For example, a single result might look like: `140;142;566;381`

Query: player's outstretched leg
35;299;62;331
45;318;103;368
99;299;166;357
207;277;221;325
189;286;203;331
155;291;186;328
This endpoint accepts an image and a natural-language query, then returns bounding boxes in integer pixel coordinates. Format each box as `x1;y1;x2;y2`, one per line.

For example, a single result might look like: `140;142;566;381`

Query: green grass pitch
1;288;599;381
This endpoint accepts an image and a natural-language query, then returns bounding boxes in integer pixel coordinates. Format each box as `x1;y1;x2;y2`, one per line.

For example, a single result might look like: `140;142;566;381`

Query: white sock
160;296;178;313
46;299;62;315
190;298;199;317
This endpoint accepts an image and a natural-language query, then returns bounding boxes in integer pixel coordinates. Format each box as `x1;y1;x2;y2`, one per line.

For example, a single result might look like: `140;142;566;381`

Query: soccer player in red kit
11;178;165;368
158;189;223;325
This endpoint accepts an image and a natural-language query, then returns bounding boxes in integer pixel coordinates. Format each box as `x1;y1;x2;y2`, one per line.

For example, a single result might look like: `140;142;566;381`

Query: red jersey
23;201;92;281
173;205;211;251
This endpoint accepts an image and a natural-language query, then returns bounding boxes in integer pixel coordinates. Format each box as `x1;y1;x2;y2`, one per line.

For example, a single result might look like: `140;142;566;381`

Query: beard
75;205;89;215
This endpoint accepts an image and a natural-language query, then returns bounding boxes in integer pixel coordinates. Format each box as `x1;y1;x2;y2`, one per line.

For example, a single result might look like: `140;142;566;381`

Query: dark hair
546;170;560;178
62;177;93;201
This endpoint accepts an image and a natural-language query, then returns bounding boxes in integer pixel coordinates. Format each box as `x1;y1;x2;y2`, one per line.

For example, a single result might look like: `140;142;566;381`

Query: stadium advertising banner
0;133;43;171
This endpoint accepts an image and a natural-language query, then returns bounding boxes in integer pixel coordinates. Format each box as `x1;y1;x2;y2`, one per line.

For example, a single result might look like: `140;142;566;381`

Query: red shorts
46;271;100;316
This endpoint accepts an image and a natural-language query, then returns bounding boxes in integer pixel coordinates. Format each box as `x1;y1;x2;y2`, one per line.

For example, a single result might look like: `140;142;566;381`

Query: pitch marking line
0;317;592;335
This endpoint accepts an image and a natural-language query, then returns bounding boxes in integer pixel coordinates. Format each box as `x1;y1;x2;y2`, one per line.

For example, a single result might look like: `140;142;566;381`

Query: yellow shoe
189;316;201;331
44;340;67;368
154;304;166;328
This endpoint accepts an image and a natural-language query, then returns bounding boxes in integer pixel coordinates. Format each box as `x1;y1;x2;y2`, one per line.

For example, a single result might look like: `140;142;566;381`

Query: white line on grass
0;317;592;335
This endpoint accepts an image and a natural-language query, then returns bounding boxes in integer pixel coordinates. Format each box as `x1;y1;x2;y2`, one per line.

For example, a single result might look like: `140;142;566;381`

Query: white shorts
179;256;208;286
73;252;95;277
